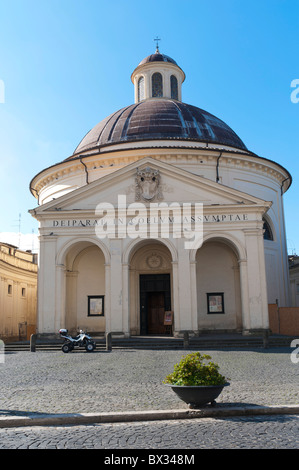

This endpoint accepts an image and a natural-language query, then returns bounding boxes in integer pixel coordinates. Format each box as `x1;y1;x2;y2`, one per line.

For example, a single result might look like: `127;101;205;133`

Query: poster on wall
207;293;224;314
88;295;104;316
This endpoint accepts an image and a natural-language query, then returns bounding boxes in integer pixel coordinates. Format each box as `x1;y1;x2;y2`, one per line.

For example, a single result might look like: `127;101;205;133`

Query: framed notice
164;311;173;325
88;295;104;316
207;293;224;314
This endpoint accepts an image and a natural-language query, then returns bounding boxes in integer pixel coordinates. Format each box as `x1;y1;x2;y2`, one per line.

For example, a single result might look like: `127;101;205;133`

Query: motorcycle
59;329;96;353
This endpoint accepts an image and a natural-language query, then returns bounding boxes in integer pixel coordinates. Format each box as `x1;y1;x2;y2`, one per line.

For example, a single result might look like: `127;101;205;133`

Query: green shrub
163;352;227;386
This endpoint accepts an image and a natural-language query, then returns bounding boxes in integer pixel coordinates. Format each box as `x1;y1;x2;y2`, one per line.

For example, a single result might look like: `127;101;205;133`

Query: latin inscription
51;214;249;227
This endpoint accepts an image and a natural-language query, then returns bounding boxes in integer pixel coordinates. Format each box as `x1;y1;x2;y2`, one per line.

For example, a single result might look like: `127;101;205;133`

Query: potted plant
163;352;229;408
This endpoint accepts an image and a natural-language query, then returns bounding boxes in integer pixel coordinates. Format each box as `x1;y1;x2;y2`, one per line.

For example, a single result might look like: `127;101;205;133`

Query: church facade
29;48;292;338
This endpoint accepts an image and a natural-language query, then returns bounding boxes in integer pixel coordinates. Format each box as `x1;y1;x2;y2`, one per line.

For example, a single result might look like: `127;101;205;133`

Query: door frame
139;273;171;335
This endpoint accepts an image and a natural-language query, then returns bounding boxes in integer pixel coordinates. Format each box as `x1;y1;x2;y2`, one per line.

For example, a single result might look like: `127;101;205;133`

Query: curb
1;405;299;428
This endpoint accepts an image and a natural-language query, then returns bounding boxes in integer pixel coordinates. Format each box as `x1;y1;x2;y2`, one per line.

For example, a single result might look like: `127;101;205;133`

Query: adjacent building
0;243;37;341
289;255;299;307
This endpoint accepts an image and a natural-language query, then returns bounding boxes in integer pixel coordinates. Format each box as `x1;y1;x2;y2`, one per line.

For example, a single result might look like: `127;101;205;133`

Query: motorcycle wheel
62;343;71;353
85;341;95;352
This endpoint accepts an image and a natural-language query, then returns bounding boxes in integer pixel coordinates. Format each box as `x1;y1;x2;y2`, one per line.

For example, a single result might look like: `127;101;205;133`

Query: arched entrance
62;241;107;334
195;238;242;332
127;239;174;335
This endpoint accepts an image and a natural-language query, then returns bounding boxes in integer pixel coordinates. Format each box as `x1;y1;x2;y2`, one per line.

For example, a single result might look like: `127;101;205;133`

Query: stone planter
166;383;230;408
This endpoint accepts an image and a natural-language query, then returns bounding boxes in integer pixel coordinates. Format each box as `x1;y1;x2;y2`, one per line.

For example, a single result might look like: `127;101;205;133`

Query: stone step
3;335;294;351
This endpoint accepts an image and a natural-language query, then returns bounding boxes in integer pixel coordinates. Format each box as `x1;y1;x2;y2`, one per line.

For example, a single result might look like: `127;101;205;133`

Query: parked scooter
59;329;96;353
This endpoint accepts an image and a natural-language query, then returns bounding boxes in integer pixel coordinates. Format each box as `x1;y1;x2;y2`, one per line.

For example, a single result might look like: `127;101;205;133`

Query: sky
0;0;298;253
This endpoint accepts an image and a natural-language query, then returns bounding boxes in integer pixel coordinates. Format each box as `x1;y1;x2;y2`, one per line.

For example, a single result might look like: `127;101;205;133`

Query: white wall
196;241;242;331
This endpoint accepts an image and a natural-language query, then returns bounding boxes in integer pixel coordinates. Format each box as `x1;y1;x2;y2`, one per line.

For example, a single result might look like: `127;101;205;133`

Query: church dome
72;98;248;156
137;52;178;66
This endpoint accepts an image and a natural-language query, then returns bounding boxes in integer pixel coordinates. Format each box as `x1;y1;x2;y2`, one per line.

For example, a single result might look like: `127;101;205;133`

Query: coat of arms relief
135;167;163;202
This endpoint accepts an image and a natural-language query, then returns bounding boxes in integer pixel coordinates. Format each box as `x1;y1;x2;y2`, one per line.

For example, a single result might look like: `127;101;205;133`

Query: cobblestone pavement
1;347;299;414
1;347;299;449
0;415;299;449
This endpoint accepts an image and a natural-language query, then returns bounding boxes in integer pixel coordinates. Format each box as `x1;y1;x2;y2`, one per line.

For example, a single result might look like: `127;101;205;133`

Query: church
29;46;292;338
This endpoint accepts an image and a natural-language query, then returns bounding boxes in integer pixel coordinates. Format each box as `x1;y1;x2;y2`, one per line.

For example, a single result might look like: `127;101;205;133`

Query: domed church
30;46;292;338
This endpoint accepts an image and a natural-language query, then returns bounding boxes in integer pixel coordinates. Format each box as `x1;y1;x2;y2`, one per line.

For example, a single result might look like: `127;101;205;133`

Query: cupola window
152;72;163;97
138;76;145;102
171;75;178;99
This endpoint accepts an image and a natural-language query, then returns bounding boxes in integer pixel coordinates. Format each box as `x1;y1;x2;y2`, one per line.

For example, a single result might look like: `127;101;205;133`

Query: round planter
166;383;230;408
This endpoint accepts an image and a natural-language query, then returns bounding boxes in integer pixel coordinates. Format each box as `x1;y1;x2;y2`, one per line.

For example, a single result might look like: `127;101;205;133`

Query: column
55;264;66;331
104;263;111;334
122;263;130;337
37;235;57;335
244;228;269;331
238;259;251;333
190;260;198;331
171;260;180;333
176;239;193;333
109;239;123;333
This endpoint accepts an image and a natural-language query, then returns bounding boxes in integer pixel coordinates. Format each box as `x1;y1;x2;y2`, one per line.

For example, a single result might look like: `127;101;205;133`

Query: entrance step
3;334;295;351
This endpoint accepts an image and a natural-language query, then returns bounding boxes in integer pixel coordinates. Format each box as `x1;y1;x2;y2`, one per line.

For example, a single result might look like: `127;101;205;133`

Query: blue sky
0;0;298;253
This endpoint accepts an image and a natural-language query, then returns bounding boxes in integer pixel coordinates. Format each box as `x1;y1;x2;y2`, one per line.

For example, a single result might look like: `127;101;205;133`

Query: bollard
183;331;189;349
30;334;37;352
263;330;269;349
0;339;4;364
106;332;112;351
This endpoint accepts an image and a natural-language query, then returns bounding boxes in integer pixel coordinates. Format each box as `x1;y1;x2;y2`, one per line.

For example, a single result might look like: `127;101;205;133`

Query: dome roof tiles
138;52;178;66
72;99;247;156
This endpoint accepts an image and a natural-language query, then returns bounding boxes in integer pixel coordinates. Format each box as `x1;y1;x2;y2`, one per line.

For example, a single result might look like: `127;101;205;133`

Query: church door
140;274;171;335
147;292;165;334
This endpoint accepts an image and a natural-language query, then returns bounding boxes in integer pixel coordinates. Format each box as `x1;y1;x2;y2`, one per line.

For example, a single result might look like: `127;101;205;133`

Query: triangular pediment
30;157;270;218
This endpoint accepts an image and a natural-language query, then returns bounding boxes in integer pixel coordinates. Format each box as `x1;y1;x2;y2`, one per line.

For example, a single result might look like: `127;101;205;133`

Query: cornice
30;147;291;203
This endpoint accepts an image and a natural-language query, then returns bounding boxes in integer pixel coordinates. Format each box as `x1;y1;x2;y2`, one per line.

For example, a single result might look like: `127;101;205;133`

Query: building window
22;287;26;297
171;75;178;99
263;218;274;241
207;293;225;314
8;284;12;295
138;76;145;102
152;72;163;97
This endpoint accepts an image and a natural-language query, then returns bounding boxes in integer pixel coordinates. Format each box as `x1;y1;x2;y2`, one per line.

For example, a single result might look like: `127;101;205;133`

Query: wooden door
140;274;171;335
147;291;165;334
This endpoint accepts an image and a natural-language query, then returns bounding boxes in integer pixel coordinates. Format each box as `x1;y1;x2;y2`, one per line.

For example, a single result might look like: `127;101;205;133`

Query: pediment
30;157;270;218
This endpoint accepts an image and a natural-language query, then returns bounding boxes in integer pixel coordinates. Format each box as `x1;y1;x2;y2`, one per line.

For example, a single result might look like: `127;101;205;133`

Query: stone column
122;262;130;337
109;240;123;334
37;235;57;335
176;239;193;333
171;260;180;333
238;258;251;332
244;227;269;332
104;263;111;334
55;264;66;332
190;260;198;331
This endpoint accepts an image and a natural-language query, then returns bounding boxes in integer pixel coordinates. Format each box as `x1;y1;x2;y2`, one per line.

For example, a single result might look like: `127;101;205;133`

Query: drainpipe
216;151;223;183
30;187;40;205
80;157;89;184
281;177;290;195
